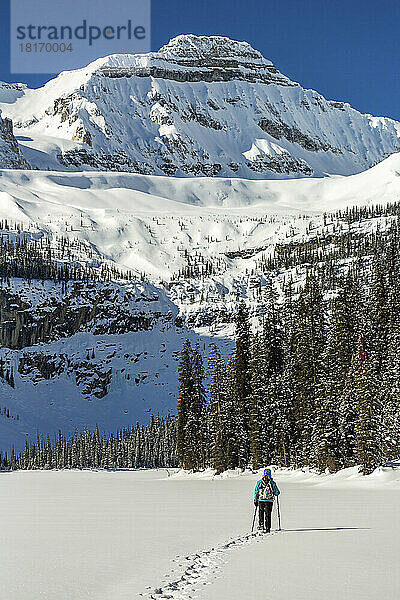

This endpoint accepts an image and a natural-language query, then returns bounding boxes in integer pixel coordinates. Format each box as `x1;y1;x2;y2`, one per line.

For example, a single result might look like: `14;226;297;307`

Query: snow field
1;467;399;600
0;153;400;279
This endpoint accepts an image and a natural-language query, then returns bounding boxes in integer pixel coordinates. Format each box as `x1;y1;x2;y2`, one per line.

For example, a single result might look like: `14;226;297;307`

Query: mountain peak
158;34;272;65
91;33;290;88
1;34;400;178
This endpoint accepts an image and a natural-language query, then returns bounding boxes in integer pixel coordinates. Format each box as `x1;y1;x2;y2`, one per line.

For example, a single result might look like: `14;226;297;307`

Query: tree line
0;234;135;283
0;415;176;471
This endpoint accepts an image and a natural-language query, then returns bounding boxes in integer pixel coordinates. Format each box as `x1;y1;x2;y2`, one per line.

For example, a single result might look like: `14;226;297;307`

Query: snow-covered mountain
1;34;400;454
1;34;400;177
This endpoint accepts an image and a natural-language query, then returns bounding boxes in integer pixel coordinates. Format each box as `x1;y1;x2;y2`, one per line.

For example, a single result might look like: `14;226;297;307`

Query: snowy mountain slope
1;35;399;177
0;152;399;272
0;155;400;452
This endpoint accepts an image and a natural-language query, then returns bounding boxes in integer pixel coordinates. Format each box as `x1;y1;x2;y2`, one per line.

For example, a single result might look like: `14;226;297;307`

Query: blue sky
0;0;399;120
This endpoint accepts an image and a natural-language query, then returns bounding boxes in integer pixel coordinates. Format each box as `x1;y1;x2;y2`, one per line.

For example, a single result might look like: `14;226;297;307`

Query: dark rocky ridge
98;63;293;86
99;34;294;86
258;118;343;154
0;117;30;169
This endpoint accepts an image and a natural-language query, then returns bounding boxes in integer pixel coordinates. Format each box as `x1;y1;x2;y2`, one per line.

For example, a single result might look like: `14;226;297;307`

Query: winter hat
263;468;272;478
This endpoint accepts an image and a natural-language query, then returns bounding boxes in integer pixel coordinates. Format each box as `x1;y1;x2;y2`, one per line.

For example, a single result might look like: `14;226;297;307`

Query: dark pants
258;501;273;531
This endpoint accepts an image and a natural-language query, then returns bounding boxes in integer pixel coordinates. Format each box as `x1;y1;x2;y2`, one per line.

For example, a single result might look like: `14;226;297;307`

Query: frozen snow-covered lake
1;467;399;600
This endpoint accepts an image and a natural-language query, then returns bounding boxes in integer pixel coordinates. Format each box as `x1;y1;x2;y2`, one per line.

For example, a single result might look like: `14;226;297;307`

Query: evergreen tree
313;274;362;471
176;341;207;470
291;272;326;465
233;300;252;468
367;257;391;377
248;333;265;469
353;336;383;474
208;345;231;473
380;320;400;462
176;340;193;468
186;345;207;470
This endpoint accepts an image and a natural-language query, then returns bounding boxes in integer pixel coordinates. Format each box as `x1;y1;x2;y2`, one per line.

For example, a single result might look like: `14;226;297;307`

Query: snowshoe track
142;530;277;599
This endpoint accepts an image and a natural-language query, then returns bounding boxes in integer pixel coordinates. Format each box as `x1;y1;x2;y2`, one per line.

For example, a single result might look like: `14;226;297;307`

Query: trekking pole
251;503;258;532
276;496;282;531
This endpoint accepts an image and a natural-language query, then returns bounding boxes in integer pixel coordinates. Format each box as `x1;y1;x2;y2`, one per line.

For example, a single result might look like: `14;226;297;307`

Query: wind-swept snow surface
1;468;399;600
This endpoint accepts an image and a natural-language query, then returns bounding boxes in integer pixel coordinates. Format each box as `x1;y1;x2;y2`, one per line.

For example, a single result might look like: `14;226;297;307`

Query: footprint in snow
144;530;276;599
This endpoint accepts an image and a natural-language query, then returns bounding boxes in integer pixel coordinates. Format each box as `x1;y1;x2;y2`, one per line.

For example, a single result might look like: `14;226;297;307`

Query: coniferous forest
1;204;400;475
176;219;400;475
0;416;177;471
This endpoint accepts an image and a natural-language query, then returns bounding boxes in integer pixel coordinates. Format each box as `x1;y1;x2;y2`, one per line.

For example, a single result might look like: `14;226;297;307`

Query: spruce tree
314;275;362;471
208;345;230;473
353;336;383;474
233;300;251;468
381;317;400;461
291;272;326;465
186;345;207;470
248;333;265;469
176;340;193;468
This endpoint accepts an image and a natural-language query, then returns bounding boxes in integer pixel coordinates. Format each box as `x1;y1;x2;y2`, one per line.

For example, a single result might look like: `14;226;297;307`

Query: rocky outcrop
246;155;313;175
0;282;171;349
18;352;113;398
0;115;30;169
258;118;342;154
57;148;154;173
0;287;95;349
100;35;294;86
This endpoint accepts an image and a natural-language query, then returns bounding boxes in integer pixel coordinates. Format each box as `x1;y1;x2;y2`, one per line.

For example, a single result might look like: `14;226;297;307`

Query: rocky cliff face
0;113;30;169
0;279;174;350
2;35;399;177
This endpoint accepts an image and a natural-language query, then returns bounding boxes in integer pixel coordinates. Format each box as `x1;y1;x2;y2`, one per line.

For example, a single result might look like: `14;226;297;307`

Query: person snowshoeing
254;468;280;532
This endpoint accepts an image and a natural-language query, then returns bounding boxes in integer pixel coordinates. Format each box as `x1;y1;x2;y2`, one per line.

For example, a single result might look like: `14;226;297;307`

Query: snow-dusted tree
291;272;326;465
255;281;285;466
176;340;207;470
366;258;391;377
381;298;400;461
176;339;193;468
313;274;362;472
208;345;231;473
186;345;207;470
233;300;251;468
248;332;266;469
353;336;383;474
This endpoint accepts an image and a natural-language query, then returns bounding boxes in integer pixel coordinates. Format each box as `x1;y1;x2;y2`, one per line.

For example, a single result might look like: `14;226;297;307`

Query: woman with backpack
253;468;280;532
